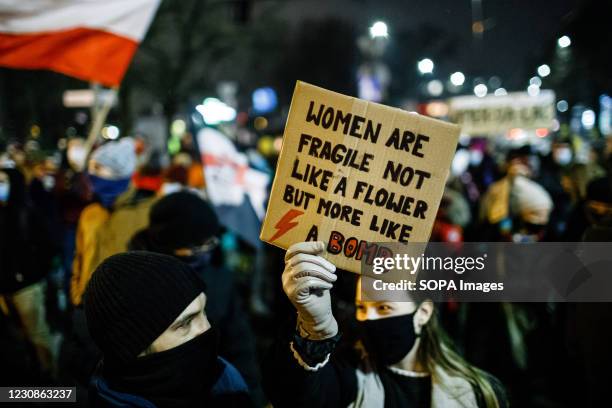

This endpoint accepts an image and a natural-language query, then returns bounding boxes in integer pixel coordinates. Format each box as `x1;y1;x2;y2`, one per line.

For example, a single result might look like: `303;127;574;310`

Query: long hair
417;308;502;408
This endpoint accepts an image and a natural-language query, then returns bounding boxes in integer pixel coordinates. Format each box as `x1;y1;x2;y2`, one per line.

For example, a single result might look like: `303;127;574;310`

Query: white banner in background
448;91;556;135
197;127;269;220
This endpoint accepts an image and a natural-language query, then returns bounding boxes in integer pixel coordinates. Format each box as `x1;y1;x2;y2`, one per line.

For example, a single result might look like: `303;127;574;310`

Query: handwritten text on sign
260;82;460;273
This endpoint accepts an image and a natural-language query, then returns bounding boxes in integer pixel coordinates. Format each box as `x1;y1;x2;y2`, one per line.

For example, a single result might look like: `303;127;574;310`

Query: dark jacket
0;168;55;294
264;331;507;408
90;357;251;407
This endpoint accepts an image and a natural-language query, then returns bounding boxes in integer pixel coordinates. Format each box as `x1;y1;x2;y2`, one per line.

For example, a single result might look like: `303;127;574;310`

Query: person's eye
355;304;365;311
378;304;392;312
177;319;192;330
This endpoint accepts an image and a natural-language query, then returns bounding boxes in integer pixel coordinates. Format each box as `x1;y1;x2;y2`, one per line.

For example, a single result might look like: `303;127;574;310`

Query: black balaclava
104;329;221;408
85;251;220;407
358;312;419;366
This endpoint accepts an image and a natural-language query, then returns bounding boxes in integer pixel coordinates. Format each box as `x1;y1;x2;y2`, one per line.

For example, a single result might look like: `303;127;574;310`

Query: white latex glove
282;241;338;340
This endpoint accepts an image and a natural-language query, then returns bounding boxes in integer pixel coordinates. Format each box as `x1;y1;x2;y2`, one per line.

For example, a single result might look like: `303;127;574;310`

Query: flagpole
83;84;119;163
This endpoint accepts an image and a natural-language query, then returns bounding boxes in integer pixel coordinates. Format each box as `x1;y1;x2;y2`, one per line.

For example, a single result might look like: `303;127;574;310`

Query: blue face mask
88;174;130;208
183;251;213;270
0;182;9;203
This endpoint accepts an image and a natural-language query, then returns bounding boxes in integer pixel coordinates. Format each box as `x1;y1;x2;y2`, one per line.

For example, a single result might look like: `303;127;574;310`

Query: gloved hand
282;241;338;340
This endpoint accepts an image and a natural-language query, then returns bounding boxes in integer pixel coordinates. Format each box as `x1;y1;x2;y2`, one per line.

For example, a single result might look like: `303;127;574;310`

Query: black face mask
358;312;419;366
104;328;220;408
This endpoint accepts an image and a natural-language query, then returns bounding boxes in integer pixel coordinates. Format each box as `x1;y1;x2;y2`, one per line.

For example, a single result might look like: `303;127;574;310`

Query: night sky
267;0;579;90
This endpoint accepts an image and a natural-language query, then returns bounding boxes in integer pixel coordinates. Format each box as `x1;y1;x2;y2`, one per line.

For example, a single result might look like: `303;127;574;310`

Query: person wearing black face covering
0;167;56;376
263;242;506;408
127;191;265;406
84;251;252;407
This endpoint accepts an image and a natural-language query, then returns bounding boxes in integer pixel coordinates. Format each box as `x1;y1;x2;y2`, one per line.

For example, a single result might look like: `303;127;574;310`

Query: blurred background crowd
1;0;611;407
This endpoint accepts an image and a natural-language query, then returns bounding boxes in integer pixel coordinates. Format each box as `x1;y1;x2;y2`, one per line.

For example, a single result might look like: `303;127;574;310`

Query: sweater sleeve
263;331;357;408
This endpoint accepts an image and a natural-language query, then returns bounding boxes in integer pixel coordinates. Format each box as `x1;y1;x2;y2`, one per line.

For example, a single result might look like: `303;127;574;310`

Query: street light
450;72;465;86
417;58;434;74
582;109;595;129
474;84;487;97
556;100;569;112
102;125;120;140
494;88;507;96
427;80;444;97
369;21;388;38
195;98;236;125
537;64;551;77
527;84;540;97
558;35;571;48
529;76;542;87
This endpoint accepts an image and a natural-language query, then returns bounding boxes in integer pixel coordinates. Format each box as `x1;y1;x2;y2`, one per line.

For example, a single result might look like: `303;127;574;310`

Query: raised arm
263;241;356;407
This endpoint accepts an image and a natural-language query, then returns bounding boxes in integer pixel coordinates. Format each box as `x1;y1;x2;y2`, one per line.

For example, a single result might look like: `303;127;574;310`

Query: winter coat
89;357;251;407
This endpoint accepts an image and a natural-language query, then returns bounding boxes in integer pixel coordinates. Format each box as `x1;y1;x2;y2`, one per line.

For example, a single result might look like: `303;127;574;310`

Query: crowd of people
1;131;611;407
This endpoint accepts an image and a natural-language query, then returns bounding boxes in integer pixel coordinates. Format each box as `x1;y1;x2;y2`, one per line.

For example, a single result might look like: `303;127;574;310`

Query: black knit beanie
84;251;206;364
146;191;220;252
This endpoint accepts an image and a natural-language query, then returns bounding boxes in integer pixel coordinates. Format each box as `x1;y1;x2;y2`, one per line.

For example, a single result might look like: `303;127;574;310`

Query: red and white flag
0;0;160;86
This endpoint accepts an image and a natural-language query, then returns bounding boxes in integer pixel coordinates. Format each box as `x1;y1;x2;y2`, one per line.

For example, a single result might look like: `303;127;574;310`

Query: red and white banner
0;0;160;86
198;127;270;220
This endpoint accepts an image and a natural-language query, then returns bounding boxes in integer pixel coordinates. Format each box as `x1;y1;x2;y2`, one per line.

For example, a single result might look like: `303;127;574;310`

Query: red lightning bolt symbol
269;208;304;242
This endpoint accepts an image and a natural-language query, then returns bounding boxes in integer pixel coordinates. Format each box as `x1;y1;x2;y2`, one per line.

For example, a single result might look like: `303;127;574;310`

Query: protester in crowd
479;152;553;242
431;186;471;243
85;251;251;407
564;175;612;241
128;191;265;406
0;167;57;376
28;154;63;247
131;150;165;196
466;138;498;195
264;241;506;408
5;142;27;172
472;161;557;403
55;138;93;295
565;175;612;407
561;163;589;206
71;137;155;306
537;142;574;240
160;162;191;195
480;147;554;239
172;147;206;189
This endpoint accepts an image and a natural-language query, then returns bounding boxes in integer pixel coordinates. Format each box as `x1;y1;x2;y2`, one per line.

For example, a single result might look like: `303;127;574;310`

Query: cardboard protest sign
260;81;460;273
448;90;555;135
